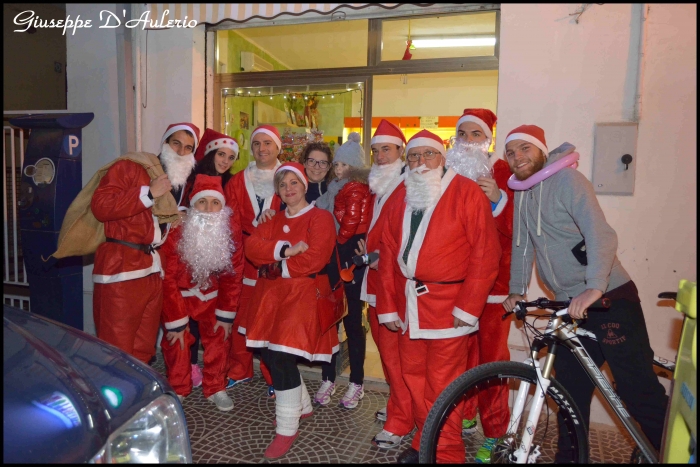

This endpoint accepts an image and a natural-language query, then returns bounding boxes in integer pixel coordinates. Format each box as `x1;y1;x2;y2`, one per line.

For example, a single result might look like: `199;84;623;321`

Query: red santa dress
91;160;166;364
359;172;414;437
242;204;339;361
463;157;516;437
377;168;501;463
224;162;282;383
159;209;244;398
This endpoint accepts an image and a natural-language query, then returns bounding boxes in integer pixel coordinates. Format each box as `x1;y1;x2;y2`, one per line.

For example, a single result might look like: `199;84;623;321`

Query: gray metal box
592;122;638;195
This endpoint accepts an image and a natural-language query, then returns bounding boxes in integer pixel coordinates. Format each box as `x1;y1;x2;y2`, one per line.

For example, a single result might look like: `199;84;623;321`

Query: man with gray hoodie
501;125;667;462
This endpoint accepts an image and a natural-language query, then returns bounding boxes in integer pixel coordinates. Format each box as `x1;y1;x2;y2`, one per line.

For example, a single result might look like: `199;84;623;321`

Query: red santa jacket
360;171;406;307
224;162;283;287
160;208;244;331
488;158;515;300
376;169;501;339
333;178;371;244
91;160;164;283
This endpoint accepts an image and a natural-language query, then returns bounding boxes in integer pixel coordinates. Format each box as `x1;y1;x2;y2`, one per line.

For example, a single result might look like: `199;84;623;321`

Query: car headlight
90;394;191;463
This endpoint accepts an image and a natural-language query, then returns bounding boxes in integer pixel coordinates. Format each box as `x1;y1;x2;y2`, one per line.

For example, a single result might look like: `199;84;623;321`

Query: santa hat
275;161;308;190
371;119;406;147
251;125;282;152
405;129;446;156
504;125;549;157
194;128;239;162
161;122;201;151
189;174;225;207
456;108;497;142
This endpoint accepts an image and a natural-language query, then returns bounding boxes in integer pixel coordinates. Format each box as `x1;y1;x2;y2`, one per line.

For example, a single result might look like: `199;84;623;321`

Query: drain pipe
632;4;649;122
132;3;142;152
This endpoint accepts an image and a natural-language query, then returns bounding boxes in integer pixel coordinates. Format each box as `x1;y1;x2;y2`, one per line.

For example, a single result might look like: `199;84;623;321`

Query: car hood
3;306;170;463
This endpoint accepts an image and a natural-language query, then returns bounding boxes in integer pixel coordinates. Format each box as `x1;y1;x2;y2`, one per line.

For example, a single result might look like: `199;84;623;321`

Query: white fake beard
178;207;235;290
445;139;493;182
160;143;195;190
405;164;443;212
248;165;276;200
368;158;403;198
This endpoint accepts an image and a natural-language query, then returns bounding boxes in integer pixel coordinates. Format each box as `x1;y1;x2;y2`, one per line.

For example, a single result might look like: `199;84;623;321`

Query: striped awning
144;4;405;27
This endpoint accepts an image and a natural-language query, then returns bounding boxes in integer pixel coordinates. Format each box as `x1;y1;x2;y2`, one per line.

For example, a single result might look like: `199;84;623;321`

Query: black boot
397;447;419;464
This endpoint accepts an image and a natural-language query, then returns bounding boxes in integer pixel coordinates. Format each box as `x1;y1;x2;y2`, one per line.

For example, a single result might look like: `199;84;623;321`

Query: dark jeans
189;319;200;365
554;298;668;461
261;348;301;391
322;297;366;384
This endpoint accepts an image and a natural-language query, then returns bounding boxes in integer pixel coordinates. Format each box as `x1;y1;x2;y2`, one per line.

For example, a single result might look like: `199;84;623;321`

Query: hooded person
358;120;414;450
89;121;198;365
450;109;516;461
223;124;282;394
314;132;372;412
501;125;668;462
376;129;501;464
159;174;244;411
241;162;339;459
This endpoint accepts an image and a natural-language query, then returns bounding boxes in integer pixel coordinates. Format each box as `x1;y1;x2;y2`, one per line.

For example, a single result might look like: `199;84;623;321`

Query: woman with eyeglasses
300;142;334;203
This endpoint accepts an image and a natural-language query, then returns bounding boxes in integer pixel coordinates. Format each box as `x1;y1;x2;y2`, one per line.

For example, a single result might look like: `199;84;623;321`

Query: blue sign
62;134;81;157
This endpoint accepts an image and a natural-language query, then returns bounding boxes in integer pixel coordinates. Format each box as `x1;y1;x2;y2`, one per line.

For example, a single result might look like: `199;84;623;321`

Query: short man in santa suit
160;174;244;411
224;124;283;393
91;122;200;364
357;119;414;450
452;109;515;462
377;129;501;464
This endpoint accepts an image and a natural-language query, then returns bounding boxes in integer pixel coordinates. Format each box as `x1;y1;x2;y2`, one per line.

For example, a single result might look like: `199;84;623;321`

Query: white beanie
333;132;365;168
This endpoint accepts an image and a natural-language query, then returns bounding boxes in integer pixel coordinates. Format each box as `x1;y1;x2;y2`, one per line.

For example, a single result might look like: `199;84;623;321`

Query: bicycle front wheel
419;361;589;463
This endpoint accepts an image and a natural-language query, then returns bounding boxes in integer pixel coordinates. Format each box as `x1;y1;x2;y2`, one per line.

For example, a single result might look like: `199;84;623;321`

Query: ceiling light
411;37;496;48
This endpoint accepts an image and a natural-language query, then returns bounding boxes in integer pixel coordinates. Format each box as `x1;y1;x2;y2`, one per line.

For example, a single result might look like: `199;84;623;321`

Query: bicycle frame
507;309;659;463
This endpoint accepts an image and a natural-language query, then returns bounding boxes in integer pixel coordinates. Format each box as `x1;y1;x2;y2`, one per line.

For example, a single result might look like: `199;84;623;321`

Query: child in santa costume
376;130;501;464
91;122;199;365
453;109;515;463
242;162;339;459
181;128;240;389
314;132;371;410
160;174;244;411
223;125;282;397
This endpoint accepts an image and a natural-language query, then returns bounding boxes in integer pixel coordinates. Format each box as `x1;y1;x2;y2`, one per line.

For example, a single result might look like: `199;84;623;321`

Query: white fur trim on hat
161;124;199;149
456;115;493;141
206;137;239;155
251;128;282;151
276;166;308;190
504;133;549;157
405;137;446;156
370;135;404;147
190;189;225;207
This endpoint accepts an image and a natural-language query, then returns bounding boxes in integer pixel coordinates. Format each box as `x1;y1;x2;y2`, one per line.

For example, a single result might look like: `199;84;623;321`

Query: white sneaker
339;383;364;409
372;429;404;449
207;390;234;412
375;406;387;422
314;379;336;406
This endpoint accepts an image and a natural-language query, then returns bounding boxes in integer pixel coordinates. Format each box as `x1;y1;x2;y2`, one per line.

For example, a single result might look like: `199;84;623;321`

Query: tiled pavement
153;353;636;464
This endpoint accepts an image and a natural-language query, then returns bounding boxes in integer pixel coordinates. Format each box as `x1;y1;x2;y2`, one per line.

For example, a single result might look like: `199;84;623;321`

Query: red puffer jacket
333;168;371;244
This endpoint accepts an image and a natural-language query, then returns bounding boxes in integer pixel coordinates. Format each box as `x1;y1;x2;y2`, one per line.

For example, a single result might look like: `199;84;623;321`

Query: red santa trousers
463;303;512;438
161;296;230;398
227;284;272;385
368;305;414;436
93;274;162;364
399;330;470;463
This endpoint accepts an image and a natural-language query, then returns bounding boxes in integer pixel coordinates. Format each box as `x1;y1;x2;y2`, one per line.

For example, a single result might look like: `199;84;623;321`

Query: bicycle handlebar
504;297;611;321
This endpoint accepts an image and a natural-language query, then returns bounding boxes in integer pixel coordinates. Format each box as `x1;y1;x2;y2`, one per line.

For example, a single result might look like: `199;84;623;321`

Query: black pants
322;297;366;384
189;319;200;365
553;298;668;461
261;348;301;391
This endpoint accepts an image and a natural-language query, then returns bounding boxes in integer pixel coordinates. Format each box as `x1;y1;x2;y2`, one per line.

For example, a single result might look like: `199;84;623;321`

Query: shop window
216;19;368;73
381;12;497;62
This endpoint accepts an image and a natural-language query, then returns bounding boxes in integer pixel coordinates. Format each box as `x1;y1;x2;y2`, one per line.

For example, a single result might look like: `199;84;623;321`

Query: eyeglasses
406;150;440;162
305;158;330;169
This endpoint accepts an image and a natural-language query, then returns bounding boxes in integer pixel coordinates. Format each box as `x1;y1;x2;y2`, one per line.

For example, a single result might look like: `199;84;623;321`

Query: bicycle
418;296;667;464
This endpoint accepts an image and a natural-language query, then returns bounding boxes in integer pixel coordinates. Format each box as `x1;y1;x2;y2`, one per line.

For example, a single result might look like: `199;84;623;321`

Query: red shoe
263;432;299;459
272;411;313;427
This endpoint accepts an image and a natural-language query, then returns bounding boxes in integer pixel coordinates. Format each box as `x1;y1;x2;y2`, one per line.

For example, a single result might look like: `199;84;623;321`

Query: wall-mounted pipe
131;3;142;151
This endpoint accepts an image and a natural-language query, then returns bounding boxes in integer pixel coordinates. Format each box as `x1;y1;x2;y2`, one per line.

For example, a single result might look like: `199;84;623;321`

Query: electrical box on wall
592;122;638;195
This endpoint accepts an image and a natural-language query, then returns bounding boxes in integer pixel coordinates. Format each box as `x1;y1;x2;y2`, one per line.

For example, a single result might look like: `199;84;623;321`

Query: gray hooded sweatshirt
508;142;631;301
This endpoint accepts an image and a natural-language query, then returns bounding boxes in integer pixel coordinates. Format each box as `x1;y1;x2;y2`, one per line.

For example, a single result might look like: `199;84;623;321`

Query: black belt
412;278;464;295
308;265;328;279
106;237;158;255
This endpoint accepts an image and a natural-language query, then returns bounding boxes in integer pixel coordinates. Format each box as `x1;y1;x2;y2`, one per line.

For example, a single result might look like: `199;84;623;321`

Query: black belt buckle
415;280;429;296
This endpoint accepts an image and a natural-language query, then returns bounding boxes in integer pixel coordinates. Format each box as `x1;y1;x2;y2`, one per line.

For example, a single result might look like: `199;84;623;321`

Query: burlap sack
46;152;180;260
